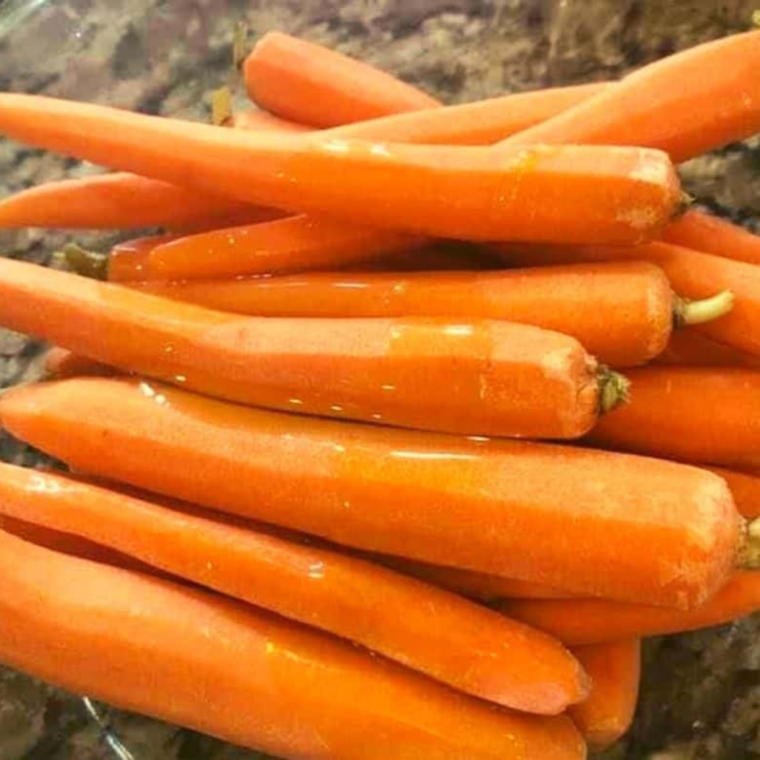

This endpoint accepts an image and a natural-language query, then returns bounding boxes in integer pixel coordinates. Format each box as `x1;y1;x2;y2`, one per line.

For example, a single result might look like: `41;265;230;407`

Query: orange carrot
0;257;631;439
231;108;311;133
244;31;440;127
568;639;641;751
496;572;760;646
664;209;760;265
130;261;732;367
0;463;588;713
587;367;760;469
44;347;115;379
0;93;681;245
0;375;745;609
703;467;760;520
0;529;585;759
654;330;760;368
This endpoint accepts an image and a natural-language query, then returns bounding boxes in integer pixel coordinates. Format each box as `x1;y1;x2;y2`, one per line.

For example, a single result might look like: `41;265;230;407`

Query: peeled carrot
654;330;760;368
0;257;631;439
588;367;760;469
568;639;641;751
0;376;745;609
244;31;440;127
704;467;760;520
496;572;760;646
0;93;681;245
0;529;585;759
131;261;732;367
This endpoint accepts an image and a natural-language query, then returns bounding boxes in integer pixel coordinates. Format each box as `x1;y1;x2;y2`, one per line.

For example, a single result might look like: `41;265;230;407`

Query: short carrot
0;93;682;245
131;261;732;367
244;31;440;127
654;330;760;368
703;467;760;521
0;463;588;713
496;572;760;646
0;375;745;609
568;639;641;751
0;257;630;439
587;367;760;470
0;529;585;760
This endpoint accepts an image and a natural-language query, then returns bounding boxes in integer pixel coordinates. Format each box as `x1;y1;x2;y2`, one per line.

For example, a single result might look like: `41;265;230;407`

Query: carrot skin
703;467;760;520
0;376;741;609
44;347;115;378
568;639;641;751
654;330;760;368
231;108;311;133
0;529;585;759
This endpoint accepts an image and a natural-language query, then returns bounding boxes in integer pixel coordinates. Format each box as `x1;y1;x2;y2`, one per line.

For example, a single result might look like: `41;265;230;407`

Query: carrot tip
61;243;107;280
598;367;631;415
739;518;760;570
675;290;735;327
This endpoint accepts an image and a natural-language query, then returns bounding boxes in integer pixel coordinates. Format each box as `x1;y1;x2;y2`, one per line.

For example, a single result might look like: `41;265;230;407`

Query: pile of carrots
1;25;760;759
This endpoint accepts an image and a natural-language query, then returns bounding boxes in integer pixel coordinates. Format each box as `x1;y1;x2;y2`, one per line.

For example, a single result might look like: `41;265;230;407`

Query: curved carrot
568;639;641;751
0;93;681;245
0;529;585;759
496;572;760;646
704;467;760;520
588;367;760;469
0;258;630;439
654;330;760;368
0;463;588;713
0;376;744;609
244;31;440;127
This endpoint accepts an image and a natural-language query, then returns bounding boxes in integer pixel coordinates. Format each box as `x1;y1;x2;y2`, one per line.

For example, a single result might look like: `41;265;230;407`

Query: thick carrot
568;639;641;751
496;572;760;646
704;467;760;520
654;330;760;368
44;346;115;379
0;257;630;439
587;367;760;469
131;261;731;367
0;376;745;609
664;209;760;265
0;529;585;759
0;463;588;713
244;31;440;127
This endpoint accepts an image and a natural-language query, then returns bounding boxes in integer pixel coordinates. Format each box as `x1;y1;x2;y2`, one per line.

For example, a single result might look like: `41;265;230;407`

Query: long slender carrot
131;261;732;367
704;467;760;520
0;463;588;713
0;376;746;609
0;257;631;439
0;529;585;759
568;639;641;751
0;93;681;245
496;572;760;646
587;367;760;469
654;330;760;368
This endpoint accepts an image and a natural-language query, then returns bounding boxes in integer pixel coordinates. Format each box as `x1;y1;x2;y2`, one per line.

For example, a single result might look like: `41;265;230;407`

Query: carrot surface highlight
0;376;743;609
0;529;585;759
654;330;760;368
568;639;641;751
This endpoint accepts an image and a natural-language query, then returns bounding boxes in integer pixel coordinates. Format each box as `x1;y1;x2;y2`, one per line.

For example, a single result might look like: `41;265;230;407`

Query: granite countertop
0;1;759;758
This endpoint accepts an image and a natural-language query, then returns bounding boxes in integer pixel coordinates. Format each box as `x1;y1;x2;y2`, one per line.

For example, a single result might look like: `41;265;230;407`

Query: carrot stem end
598;367;631;415
674;290;735;328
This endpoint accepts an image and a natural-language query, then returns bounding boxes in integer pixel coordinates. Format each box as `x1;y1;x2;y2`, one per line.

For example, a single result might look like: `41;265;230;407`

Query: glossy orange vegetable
0;528;586;759
568;640;641;751
0;257;629;439
654;330;760;368
0;376;742;609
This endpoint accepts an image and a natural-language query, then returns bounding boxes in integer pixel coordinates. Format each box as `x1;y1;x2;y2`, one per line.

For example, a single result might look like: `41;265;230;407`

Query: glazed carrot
0;258;631;439
500;30;760;162
654;330;760;368
703;467;760;521
244;31;440;127
131;261;732;367
568;639;641;751
0;530;585;759
0;376;745;609
496;572;760;646
588;367;760;469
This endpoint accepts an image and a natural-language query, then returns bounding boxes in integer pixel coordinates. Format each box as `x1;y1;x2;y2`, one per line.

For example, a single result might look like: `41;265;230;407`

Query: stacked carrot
0;26;759;760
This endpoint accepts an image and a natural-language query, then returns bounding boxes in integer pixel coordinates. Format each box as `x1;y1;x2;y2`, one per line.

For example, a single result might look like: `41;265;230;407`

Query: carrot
568;639;641;751
587;367;760;469
664;209;760;265
0;93;682;245
703;467;760;520
500;30;760;162
0;257;632;439
231;107;311;133
0;463;588;713
495;572;760;646
131;261;732;367
43;347;115;379
0;529;585;759
0;375;746;609
244;31;440;127
654;330;760;368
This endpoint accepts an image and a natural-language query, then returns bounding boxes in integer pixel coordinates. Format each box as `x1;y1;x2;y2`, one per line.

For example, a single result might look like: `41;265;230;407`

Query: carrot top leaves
597;367;631;415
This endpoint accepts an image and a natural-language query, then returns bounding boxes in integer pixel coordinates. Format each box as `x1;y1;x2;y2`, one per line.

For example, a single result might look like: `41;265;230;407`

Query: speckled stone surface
0;1;759;758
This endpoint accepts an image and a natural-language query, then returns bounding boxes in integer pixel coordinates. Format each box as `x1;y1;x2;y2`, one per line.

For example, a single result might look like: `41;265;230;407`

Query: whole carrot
568;639;641;751
0;257;630;439
132;261;733;367
588;367;760;469
0;529;585;759
654;330;760;368
496;572;760;646
0;376;744;609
